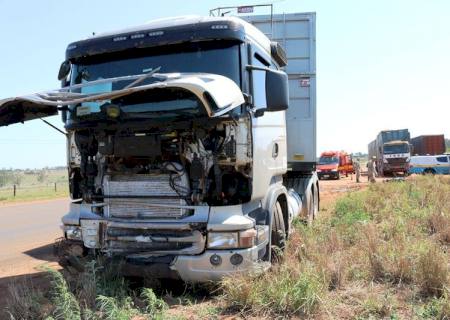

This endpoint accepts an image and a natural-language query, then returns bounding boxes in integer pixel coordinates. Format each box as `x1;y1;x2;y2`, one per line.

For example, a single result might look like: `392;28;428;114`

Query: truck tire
269;201;286;263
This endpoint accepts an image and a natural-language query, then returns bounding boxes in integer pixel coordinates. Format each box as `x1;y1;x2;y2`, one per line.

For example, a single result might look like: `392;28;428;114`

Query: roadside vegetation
221;175;450;318
4;175;450;319
5;262;169;320
0;168;68;203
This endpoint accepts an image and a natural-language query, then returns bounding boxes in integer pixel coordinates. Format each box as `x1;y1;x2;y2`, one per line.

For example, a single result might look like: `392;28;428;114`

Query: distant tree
0;170;13;187
12;172;24;186
0;171;8;187
37;169;48;183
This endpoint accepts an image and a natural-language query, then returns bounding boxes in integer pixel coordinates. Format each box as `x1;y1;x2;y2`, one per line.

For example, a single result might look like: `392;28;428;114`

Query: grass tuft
141;287;167;316
45;266;81;320
221;263;324;317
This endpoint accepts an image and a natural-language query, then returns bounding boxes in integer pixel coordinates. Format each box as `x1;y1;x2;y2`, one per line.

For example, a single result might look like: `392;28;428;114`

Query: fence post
13;184;16;197
55;182;57;193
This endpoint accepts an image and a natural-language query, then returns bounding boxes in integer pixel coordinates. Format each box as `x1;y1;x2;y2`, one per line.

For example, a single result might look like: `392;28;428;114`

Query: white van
409;155;450;175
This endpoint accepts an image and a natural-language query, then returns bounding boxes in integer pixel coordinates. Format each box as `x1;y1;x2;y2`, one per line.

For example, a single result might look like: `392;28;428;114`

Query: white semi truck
0;12;318;282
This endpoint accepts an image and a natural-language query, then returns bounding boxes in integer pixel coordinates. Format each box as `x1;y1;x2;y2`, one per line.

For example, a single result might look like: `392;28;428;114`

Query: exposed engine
68;119;252;218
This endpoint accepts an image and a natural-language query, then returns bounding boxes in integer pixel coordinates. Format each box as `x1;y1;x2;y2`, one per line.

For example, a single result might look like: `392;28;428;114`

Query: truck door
249;47;287;200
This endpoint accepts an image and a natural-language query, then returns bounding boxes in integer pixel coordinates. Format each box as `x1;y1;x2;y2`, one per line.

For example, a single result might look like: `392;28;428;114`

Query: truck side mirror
58;60;71;81
265;69;289;112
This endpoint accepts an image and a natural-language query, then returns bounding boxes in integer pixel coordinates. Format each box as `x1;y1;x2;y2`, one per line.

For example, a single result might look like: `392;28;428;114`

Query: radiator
103;174;188;219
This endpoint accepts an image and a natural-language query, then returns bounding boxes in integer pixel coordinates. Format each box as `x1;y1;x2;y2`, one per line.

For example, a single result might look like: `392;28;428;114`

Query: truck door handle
272;143;279;158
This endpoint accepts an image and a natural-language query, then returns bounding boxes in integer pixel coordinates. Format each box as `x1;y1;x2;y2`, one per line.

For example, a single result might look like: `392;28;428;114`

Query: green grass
220;176;450;318
0;169;68;203
6;262;168;320
0;183;68;202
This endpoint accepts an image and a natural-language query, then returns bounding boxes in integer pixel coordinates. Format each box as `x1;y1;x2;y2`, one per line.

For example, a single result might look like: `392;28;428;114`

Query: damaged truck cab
0;15;319;282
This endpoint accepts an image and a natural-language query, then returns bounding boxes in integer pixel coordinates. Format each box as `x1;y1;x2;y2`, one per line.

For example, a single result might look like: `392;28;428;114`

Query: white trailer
244;13;317;171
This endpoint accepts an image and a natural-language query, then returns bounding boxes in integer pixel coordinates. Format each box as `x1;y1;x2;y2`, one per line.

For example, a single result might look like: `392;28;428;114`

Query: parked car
408;155;450;175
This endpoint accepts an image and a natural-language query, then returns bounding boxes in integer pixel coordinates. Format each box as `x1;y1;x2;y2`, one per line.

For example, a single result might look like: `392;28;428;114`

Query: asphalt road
0;198;68;277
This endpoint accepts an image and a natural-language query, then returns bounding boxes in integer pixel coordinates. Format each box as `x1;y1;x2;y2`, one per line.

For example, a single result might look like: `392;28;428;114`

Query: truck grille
387;158;406;165
103;174;189;219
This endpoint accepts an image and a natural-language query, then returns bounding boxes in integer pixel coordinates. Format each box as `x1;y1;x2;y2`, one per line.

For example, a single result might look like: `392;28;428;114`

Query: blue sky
0;0;449;168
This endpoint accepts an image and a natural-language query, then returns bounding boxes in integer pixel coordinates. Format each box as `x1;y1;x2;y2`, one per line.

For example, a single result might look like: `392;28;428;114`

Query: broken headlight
207;229;257;249
207;232;238;249
64;225;82;240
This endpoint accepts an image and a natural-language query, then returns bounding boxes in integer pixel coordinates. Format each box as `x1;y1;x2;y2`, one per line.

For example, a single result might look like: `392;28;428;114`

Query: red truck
317;151;353;180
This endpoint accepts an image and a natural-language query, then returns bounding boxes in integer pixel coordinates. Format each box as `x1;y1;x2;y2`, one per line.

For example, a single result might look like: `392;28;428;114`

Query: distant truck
368;129;411;176
317;151;353;180
411;135;445;156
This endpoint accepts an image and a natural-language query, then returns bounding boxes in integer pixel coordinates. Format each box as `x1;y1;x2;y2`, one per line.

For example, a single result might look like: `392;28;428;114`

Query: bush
45;267;81;320
415;243;449;297
3;263;171;320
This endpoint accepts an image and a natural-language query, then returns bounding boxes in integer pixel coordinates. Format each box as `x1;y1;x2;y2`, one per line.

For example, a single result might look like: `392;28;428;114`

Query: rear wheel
423;168;435;175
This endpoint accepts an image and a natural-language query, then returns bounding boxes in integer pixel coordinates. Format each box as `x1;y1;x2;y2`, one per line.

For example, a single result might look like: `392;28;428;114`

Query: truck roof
320;151;347;157
66;15;271;61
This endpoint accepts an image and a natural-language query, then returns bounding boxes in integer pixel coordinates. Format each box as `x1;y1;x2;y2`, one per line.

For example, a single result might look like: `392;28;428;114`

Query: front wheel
265;201;286;263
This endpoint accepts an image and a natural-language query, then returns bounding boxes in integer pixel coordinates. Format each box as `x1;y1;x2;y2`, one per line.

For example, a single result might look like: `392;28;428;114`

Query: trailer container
411;135;445;156
244;13;317;171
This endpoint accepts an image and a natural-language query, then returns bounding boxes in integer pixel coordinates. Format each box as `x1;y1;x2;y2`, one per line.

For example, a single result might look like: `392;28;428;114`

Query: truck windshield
384;144;409;154
318;156;338;165
68;41;240;122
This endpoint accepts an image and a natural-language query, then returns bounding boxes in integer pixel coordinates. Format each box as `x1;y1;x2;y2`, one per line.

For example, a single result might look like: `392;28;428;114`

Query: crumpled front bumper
61;201;270;282
171;240;269;282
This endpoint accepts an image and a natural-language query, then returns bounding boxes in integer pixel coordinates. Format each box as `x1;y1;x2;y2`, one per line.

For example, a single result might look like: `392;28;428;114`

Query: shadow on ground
23;243;58;263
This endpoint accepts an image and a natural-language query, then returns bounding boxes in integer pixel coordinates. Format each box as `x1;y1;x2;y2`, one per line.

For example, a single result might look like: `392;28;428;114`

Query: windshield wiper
55;67;166;94
123;109;199;119
124;66;161;89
